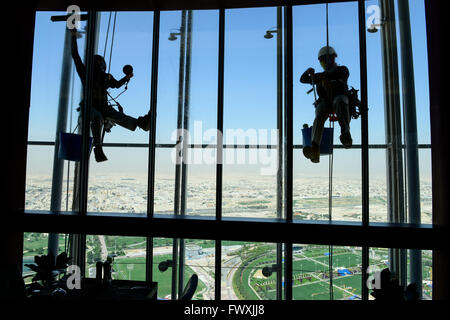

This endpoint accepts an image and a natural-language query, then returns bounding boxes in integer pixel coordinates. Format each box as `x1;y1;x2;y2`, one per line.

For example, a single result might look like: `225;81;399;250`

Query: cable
103;12;112;59
99;12;118;144
107;11;117;75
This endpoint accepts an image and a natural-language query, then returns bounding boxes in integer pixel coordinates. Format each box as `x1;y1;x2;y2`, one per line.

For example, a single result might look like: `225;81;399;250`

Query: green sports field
23;234;433;300
234;245;368;300
112;254;206;299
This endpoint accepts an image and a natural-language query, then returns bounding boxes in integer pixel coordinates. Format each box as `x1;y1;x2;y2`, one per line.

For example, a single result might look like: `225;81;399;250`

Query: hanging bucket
58;132;93;162
301;126;334;155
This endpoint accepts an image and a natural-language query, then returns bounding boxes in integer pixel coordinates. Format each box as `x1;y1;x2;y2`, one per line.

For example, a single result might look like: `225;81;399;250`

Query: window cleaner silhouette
71;28;150;162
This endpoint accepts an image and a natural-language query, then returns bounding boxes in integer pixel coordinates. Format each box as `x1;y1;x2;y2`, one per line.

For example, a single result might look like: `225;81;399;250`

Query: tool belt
347;87;361;119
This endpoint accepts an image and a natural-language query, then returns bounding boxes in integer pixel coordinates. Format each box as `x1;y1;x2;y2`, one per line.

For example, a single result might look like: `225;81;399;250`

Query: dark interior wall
425;0;449;301
4;6;35;270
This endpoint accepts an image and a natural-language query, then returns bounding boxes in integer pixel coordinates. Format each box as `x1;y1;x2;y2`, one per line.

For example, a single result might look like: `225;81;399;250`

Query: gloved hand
307;67;315;75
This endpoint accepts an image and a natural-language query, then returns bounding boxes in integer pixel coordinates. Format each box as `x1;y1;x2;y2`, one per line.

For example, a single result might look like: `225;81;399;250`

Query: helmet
318;46;337;59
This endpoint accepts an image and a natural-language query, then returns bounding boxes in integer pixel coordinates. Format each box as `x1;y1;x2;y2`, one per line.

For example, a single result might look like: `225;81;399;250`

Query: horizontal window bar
17;210;442;250
34;0;361;12
27;141;432;149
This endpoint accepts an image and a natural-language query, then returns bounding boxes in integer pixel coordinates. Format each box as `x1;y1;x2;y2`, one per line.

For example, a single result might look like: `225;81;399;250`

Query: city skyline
25;173;433;224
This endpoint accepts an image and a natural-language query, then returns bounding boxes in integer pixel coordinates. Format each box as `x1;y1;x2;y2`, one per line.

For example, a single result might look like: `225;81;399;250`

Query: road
98;235;108;261
187;257;215;300
222;255;240;300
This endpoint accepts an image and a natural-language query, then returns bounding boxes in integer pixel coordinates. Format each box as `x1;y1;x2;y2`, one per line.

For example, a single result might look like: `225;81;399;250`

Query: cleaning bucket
58;132;93;162
301;126;334;155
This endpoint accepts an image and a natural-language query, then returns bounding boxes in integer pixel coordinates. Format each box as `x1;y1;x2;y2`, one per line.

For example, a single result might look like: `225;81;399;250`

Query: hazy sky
27;0;431;179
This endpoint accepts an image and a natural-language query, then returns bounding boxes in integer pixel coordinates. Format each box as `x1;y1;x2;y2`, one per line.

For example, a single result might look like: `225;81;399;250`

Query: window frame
19;0;441;301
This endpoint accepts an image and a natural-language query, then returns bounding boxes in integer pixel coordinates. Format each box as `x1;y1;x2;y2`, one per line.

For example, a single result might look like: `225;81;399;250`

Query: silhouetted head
93;54;107;73
318;46;337;71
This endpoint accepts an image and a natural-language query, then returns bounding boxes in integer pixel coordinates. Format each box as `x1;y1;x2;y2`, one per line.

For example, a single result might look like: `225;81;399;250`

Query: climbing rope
328;114;334;301
102;12;121;143
103;12;112;58
102;12;129;106
103;11;117;73
107;12;117;75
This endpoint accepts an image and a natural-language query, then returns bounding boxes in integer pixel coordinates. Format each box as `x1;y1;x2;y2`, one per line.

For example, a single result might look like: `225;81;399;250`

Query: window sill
15;210;441;249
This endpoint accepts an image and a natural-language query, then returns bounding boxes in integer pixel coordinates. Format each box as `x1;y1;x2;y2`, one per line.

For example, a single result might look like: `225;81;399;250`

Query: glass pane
28;12;85;142
27;12;153;215
155;10;218;217
88;147;148;213
369;149;388;223
221;241;280;300
293;2;362;223
223;149;279;219
364;0;431;227
293;244;362;300
421;250;432;300
152;237;174;299
223;7;281;219
365;0;387;145
86;12;153;214
154;149;176;215
85;235;147;281
419;149;432;224
152;237;211;300
26;145;75;212
368;247;432;300
293;2;361;148
294;149;362;222
365;0;431;147
183;239;215;300
395;0;430;145
293;149;329;220
23;233;69;284
26;11;87;212
96;12;154;145
330;149;362;222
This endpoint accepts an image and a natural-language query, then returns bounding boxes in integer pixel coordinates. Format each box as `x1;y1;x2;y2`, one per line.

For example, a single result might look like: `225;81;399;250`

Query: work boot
340;132;353;149
93;146;108;162
303;142;320;163
137;114;150;131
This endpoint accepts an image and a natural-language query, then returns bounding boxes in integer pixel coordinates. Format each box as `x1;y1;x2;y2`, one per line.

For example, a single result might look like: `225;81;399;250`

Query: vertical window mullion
276;5;284;301
174;10;187;218
215;240;221;300
146;237;153;282
358;0;370;300
172;239;179;299
283;4;293;301
276;242;283;300
176;10;188;300
73;10;99;277
215;8;225;300
147;10;160;219
146;10;160;285
79;10;99;216
283;8;293;225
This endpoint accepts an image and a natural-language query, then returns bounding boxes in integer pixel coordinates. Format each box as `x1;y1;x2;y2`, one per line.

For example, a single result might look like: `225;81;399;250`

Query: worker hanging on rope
70;28;150;162
299;46;353;163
